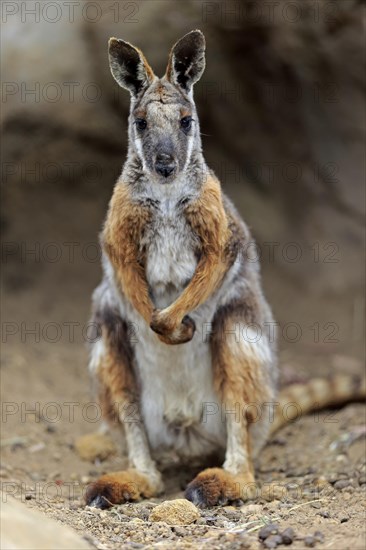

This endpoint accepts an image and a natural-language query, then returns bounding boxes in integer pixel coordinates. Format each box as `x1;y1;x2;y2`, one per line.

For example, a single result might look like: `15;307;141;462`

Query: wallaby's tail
270;374;366;435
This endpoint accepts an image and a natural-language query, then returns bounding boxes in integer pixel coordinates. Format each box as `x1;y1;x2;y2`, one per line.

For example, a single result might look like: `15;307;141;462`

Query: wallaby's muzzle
155;153;176;179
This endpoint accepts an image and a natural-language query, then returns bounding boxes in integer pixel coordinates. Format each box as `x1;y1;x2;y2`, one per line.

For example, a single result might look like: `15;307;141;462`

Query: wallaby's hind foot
85;469;162;509
185;468;257;508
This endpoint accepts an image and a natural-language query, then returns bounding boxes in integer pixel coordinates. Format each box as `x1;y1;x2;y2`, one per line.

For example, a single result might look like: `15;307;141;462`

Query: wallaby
84;30;365;509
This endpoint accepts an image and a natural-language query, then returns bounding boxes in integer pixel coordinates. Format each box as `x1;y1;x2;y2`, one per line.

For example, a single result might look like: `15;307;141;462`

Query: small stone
311;501;321;509
149;499;200;525
340;517;349;523
270;436;287;446
74;433;117;462
46;425;56;433
334;479;351;490
130;518;144;524
313;531;324;543
29;443;46;453
258;523;280;540
328;472;347;484
318;511;330;518
358;475;366;485
281;527;295;544
336;454;348;463
173;526;187;536
304;535;316;547
242;504;262;515
261;483;287;502
264;534;283;549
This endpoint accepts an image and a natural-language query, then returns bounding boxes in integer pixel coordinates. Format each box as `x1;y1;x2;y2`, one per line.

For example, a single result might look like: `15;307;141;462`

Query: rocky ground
1;398;365;549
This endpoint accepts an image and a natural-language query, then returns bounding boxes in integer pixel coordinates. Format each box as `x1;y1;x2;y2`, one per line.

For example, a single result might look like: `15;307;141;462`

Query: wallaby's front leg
85;306;162;508
185;300;274;506
103;183;154;325
151;175;236;344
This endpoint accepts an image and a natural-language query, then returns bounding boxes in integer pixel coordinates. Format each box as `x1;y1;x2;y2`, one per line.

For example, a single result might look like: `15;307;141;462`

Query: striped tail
270;374;366;435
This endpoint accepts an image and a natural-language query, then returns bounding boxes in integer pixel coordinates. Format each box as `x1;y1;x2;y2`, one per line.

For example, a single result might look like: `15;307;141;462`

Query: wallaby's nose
155;153;176;178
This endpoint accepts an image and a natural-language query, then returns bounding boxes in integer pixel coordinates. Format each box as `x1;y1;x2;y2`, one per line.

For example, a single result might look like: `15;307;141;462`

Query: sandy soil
1;185;365;549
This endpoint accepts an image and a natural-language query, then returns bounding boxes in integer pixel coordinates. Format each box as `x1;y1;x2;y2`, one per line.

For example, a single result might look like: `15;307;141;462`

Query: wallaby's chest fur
141;182;199;309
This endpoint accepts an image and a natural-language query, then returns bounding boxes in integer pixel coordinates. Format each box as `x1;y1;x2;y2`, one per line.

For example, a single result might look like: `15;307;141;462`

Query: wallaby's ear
165;30;206;92
108;38;155;96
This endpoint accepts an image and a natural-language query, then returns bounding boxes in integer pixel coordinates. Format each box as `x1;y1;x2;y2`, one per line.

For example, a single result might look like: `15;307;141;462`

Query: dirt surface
1;184;365;550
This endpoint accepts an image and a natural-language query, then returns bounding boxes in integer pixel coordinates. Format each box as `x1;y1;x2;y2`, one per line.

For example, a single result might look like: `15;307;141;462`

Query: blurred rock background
2;0;365;375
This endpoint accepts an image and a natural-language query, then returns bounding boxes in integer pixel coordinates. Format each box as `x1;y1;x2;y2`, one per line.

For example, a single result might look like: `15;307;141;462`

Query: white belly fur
135;317;226;460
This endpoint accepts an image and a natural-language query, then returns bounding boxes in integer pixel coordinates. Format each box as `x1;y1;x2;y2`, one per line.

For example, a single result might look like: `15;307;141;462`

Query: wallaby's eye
135;118;147;131
180;116;192;132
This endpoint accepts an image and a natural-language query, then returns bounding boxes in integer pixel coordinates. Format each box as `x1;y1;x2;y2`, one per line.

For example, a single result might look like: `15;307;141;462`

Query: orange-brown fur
103;184;154;324
85;470;155;509
184;468;257;506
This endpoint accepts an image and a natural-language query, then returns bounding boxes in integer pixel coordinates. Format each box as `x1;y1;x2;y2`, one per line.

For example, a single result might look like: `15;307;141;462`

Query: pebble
314;531;324;543
75;433;117;462
281;527;295;544
269;436;287;446
334;479;352;490
149;499;200;525
311;501;321;509
328;472;348;483
304;535;316;547
46;425;56;433
258;523;279;541
236;534;252;548
173;526;187;537
336;454;348;463
261;483;287;502
29;443;46;453
264;534;283;549
242;504;263;515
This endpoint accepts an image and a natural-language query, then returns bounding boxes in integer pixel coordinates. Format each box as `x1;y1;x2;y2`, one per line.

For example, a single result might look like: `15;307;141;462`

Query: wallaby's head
108;30;205;182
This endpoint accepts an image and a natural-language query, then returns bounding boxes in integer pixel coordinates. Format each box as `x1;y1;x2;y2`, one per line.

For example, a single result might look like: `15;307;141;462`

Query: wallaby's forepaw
150;311;196;345
185;468;257;508
85;469;158;509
